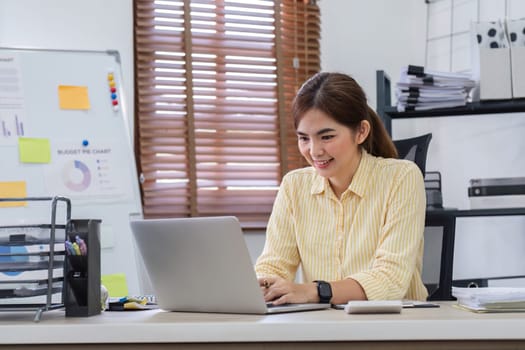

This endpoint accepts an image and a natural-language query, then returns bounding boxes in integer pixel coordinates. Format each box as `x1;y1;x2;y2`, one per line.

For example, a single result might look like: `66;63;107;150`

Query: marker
75;235;88;255
72;242;81;255
82;139;89;147
64;241;75;255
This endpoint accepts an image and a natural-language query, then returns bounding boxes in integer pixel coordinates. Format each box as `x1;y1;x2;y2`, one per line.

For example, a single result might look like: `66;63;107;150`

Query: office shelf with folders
375;70;525;136
0;196;71;322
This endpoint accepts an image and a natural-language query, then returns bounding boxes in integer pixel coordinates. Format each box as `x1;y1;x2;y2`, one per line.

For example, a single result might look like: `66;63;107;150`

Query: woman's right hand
258;276;318;305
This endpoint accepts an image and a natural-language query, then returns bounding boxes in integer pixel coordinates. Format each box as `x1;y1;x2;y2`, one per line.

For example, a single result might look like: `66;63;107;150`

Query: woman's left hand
260;276;318;305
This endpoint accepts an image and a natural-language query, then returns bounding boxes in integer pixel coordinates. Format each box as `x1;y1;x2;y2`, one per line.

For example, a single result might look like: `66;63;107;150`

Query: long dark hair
292;72;398;159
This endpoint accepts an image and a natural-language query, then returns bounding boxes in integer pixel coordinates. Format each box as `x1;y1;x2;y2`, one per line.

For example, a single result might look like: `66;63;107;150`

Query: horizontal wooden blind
134;0;320;229
277;0;320;174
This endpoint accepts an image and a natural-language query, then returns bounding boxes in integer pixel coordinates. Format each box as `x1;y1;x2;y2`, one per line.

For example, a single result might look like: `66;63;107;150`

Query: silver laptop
130;216;330;314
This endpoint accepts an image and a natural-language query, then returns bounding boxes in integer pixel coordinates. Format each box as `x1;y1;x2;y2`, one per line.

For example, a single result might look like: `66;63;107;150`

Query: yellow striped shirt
255;150;428;301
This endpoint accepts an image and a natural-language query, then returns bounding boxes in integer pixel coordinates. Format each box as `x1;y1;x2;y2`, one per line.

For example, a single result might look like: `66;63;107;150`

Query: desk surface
1;302;525;345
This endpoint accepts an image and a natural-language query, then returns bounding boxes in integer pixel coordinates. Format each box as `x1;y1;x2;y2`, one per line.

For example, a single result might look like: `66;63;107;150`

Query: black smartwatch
314;280;332;303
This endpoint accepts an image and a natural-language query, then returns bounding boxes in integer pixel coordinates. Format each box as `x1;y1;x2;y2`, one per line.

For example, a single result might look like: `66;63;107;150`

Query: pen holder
64;219;102;317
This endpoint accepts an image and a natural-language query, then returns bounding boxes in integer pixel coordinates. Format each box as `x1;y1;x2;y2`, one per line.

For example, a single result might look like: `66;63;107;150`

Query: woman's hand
258;277;318;305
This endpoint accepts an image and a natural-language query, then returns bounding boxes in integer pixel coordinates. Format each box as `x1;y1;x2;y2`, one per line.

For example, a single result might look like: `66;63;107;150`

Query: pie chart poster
44;142;131;202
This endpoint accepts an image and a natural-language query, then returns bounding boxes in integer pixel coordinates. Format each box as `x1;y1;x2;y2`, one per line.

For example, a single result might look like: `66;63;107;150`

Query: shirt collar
310;149;373;198
311;172;326;195
347;149;372;198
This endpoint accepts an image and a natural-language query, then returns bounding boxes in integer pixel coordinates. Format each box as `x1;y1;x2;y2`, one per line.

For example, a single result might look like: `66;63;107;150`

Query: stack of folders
396;65;476;112
452;287;525;313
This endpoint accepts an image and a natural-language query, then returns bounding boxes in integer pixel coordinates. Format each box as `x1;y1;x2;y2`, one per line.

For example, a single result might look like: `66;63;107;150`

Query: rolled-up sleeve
255;175;300;280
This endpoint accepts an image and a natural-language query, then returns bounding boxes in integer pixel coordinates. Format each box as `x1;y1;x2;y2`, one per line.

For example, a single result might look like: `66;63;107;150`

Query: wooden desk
1;302;525;349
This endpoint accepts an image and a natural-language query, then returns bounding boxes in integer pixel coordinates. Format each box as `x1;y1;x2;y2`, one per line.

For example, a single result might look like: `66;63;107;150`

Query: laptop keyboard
266;302;292;308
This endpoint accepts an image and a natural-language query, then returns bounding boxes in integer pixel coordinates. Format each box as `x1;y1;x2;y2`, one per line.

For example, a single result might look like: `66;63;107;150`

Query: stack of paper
396;65;476;112
1;240;65;306
452;287;525;313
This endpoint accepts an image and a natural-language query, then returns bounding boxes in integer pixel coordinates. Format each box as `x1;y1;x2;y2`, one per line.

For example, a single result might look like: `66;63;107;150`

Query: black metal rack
0;197;71;322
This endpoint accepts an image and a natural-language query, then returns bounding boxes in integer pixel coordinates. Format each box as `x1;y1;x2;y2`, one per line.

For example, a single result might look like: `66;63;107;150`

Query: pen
72;242;81;255
333;302;441;310
402;302;440;308
75;235;88;255
64;240;75;255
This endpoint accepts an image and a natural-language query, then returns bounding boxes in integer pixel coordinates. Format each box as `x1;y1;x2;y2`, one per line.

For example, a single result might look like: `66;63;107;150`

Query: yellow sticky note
101;273;129;297
0;181;27;207
18;137;51;163
58;85;90;110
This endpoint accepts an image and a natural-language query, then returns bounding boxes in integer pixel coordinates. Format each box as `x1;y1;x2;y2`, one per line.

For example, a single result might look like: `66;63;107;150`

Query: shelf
384;99;525;119
427;207;525;218
375;70;525;135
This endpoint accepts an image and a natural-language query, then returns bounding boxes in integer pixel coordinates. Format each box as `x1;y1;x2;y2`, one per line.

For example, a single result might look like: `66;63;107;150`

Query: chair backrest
393;133;432;176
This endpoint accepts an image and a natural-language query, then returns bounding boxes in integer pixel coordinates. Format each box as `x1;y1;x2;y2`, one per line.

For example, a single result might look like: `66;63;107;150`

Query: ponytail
362;106;398;159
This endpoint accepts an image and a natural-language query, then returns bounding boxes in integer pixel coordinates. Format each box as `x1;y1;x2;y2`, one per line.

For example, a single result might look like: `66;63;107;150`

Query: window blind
134;0;320;229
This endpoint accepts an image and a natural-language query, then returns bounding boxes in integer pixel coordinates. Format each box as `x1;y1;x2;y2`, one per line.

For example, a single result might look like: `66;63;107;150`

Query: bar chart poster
0;111;27;144
0;54;27;145
44;142;132;202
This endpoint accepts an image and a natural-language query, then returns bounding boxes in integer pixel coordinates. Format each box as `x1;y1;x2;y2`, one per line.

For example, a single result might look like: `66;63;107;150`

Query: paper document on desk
452;287;525;312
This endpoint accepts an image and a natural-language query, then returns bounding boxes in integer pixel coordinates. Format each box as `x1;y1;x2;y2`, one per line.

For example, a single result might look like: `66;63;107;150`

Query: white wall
319;0;427;108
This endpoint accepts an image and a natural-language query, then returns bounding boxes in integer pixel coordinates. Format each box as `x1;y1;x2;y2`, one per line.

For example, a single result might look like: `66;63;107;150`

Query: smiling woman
255;72;428;305
133;0;321;229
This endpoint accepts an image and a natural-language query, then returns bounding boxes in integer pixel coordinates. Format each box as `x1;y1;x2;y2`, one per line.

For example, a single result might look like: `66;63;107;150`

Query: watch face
317;281;332;302
319;283;330;296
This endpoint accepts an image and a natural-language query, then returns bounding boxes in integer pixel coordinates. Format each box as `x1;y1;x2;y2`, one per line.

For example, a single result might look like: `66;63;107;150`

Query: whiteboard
0;48;143;293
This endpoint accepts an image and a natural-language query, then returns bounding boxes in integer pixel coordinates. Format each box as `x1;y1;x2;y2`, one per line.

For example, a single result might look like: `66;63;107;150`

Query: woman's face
296;108;365;190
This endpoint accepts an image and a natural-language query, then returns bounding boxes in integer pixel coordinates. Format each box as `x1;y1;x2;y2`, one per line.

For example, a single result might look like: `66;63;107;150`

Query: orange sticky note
58;85;90;110
0;181;27;207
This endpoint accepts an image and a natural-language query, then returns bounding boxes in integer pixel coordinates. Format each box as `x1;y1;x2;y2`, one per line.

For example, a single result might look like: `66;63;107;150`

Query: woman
255;72;427;305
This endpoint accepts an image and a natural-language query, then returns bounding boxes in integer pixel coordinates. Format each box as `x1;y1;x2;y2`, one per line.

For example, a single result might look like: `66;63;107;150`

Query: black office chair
393;133;432;177
393;133;439;299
